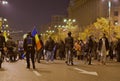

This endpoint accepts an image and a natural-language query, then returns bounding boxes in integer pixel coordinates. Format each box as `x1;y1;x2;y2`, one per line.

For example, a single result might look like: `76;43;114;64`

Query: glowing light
2;1;8;5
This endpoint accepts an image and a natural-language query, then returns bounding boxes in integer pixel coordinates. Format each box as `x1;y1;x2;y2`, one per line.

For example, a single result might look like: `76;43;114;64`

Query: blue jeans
46;50;54;62
65;48;73;65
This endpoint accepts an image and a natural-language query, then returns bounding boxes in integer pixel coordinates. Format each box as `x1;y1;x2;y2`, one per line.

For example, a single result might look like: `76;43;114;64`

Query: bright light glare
73;19;76;22
2;1;8;5
4;18;7;21
64;19;67;22
108;1;111;8
115;22;118;25
6;25;8;27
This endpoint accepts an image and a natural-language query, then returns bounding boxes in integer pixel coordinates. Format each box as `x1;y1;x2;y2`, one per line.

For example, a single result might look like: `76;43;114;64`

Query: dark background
0;0;69;33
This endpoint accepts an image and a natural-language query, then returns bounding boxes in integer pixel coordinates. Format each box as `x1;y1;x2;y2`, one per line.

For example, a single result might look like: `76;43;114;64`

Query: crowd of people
0;30;120;69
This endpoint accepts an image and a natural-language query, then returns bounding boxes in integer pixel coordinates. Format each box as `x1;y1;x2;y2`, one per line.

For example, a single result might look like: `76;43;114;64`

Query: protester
45;36;55;63
65;31;74;65
85;35;94;65
98;33;109;65
23;32;36;69
36;34;44;63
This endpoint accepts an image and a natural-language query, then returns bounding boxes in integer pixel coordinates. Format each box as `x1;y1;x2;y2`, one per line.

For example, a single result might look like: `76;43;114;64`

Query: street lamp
108;0;111;40
46;30;54;35
0;0;8;5
46;30;55;39
63;19;76;31
63;18;77;38
2;0;8;5
102;0;118;39
54;25;65;41
108;1;111;21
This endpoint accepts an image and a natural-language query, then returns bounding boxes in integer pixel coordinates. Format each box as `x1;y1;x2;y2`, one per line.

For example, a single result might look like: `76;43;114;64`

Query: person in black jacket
98;33;109;65
23;32;36;69
65;31;74;65
86;35;94;65
45;36;55;63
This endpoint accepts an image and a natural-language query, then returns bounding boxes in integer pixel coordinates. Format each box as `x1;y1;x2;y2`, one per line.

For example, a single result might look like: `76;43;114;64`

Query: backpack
27;36;33;47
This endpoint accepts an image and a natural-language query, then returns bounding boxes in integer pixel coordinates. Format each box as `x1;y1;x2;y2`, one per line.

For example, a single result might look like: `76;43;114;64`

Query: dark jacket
23;35;36;51
59;40;65;52
86;37;94;53
45;38;55;51
65;36;74;50
98;37;109;51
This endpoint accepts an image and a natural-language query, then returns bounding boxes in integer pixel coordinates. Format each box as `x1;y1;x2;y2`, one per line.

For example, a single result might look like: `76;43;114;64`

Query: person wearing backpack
23;32;36;69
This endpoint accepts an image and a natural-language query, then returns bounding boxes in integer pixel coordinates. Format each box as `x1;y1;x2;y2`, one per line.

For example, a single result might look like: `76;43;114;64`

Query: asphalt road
0;59;120;81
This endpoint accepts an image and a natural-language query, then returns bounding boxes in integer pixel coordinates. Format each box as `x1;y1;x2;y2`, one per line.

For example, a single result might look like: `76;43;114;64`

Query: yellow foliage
82;17;119;40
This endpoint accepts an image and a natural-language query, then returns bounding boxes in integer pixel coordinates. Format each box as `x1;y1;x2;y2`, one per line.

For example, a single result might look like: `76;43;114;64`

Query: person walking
86;35;94;65
65;31;74;65
45;36;55;63
98;33;109;65
36;34;44;63
23;32;36;69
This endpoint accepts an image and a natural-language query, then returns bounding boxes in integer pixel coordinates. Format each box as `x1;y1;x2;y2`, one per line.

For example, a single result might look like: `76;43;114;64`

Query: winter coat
45;38;55;51
65;36;74;50
23;35;36;51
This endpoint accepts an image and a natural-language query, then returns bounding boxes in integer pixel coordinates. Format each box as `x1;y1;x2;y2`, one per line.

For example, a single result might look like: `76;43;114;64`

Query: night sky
0;0;69;33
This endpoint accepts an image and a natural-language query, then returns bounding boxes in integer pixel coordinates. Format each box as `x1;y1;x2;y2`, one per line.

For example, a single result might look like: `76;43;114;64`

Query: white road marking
74;68;98;76
33;70;42;76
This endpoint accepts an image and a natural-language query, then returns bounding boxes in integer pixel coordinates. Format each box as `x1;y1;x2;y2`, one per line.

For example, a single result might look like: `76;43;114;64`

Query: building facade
68;0;120;28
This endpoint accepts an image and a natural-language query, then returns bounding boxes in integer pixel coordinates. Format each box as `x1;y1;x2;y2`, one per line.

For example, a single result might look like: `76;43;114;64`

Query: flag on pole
32;27;42;51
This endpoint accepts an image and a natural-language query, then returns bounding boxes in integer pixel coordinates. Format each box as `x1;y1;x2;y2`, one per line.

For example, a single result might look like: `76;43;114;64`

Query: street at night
0;0;120;81
0;59;120;81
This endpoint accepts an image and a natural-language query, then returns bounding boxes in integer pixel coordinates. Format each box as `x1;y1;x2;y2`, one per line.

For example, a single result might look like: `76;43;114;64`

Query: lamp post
63;18;76;38
64;19;76;30
102;0;118;40
54;25;65;41
63;19;76;31
108;1;111;21
46;30;55;37
108;0;111;40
